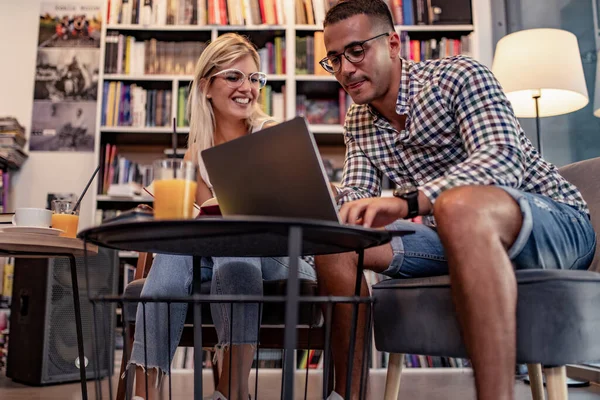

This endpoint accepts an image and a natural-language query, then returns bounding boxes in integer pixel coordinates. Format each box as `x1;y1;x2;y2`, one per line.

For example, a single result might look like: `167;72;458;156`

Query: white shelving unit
89;0;493;373
92;0;489;223
296;23;474;31
100;126;190;133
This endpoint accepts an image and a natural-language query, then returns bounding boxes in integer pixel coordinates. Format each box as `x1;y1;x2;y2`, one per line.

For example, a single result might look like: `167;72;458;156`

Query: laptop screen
201;117;341;223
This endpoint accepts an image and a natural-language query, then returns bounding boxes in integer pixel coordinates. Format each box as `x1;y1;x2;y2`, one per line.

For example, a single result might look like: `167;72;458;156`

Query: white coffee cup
12;208;53;228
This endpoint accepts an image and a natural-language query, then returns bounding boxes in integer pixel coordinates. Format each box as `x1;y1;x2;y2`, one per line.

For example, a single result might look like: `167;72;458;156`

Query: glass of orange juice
51;200;80;238
152;159;197;220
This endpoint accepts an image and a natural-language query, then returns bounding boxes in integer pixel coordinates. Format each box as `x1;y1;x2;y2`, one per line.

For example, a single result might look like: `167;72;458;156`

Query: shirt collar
395;57;411;115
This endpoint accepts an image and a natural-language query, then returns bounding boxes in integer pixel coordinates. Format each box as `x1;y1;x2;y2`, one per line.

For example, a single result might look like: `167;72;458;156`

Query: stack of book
102;82;172;127
296;88;352;125
400;32;472;61
108;0;286;26
0;117;27;170
295;32;327;76
104;34;207;76
100;143;154;196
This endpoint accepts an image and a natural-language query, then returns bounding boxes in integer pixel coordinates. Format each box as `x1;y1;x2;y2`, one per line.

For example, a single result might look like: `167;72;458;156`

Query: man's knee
315;252;355;273
434;186;522;248
314;253;360;288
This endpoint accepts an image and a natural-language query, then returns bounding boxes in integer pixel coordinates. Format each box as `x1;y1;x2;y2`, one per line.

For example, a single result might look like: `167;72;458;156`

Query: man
316;1;597;399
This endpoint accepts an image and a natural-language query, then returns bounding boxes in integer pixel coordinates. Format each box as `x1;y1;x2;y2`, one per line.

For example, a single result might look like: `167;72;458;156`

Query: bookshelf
95;0;491;212
90;0;491;371
92;0;488;230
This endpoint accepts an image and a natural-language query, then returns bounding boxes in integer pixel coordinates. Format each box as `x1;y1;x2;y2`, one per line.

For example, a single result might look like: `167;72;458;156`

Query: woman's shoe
326;391;344;400
205;390;228;400
204;390;252;400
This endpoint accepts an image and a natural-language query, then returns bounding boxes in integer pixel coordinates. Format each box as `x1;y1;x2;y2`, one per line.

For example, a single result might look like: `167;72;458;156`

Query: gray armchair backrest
558;157;600;272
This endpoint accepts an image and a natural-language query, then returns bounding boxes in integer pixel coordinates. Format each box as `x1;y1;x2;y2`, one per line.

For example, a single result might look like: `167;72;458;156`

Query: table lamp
492;28;589;157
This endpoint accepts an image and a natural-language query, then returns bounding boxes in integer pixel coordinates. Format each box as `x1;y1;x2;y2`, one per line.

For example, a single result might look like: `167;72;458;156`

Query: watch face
395;186;417;196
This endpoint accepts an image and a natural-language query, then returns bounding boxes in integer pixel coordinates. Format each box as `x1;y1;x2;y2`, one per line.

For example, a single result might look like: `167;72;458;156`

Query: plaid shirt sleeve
419;58;527;204
336;132;383;206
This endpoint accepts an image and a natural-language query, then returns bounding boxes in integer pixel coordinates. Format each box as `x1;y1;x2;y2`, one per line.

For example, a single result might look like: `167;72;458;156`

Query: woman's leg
128;254;212;400
210;258;262;400
210;257;316;400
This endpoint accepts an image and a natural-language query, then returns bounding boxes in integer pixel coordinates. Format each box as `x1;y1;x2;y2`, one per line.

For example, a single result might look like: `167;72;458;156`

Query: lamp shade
492;28;588;118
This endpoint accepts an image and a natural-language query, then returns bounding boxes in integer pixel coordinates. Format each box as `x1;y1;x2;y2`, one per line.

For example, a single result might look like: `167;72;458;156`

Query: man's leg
434;186;522;400
314;247;393;400
315;219;448;399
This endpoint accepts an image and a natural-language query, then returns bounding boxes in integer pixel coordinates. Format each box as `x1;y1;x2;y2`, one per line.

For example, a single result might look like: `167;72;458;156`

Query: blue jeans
128;255;316;377
383;187;597;278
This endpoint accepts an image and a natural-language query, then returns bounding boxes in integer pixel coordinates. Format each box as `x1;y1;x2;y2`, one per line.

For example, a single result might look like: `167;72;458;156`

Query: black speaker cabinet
7;247;118;385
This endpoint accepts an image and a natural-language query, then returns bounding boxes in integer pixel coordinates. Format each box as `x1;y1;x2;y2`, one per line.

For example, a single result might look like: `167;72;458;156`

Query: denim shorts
382;187;597;278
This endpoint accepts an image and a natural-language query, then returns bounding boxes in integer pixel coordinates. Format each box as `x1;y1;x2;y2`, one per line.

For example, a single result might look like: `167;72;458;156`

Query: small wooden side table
0;232;98;400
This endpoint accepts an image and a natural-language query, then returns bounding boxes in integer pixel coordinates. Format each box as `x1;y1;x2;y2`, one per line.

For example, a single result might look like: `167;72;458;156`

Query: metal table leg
193;256;203;400
345;249;365;399
68;254;88;400
282;226;303;399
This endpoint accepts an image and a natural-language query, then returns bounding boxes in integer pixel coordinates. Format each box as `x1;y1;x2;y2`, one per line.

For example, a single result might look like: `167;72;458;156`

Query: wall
495;0;600;166
0;0;99;229
472;0;494;67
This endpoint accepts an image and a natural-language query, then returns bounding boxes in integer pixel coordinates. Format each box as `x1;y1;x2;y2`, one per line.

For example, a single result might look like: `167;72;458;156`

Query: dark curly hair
323;0;395;31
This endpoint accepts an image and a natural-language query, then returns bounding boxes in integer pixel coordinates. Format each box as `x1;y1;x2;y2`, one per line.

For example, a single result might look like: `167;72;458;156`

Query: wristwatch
393;185;419;219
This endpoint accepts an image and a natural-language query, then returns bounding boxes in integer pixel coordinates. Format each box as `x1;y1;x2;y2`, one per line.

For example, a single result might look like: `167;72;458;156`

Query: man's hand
339;197;407;228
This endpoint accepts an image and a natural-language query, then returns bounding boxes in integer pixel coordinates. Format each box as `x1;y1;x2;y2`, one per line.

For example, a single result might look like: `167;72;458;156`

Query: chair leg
383;353;404;400
527;363;545;400
117;324;136;400
544;366;568;400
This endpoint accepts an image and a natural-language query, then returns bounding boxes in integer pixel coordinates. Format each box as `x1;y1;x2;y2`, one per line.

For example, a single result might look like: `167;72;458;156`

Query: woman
127;33;316;400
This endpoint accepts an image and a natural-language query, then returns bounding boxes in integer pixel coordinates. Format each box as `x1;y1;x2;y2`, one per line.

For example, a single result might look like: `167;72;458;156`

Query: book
199;197;221;216
0;214;14;225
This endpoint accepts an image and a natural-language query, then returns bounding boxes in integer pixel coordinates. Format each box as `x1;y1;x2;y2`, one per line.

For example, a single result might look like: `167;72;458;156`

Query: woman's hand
339;197;407;228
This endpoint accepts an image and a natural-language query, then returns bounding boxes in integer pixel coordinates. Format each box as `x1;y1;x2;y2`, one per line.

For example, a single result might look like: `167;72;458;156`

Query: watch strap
404;191;419;219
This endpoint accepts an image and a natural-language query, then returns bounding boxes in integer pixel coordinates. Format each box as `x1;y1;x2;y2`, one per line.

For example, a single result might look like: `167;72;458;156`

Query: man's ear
388;31;401;59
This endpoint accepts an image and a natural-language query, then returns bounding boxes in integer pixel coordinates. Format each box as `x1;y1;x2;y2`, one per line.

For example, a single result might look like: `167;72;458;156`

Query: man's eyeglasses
319;32;390;74
211;68;268;89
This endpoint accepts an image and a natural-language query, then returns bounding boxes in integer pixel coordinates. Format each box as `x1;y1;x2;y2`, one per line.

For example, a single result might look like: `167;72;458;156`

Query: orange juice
153;178;198;219
52;213;80;238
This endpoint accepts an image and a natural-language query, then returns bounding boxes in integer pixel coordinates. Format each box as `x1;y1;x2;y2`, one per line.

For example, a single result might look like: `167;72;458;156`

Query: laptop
201;117;341;223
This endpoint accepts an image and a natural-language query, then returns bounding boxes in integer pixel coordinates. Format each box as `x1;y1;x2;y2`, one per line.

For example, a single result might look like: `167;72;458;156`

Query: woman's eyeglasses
319;32;390;74
211;69;268;89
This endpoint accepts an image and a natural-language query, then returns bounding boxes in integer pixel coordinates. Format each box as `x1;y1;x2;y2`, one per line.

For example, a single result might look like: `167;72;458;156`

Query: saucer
1;226;64;236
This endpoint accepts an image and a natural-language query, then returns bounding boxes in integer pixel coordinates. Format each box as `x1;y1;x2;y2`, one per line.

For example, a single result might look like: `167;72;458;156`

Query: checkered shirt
336;56;589;216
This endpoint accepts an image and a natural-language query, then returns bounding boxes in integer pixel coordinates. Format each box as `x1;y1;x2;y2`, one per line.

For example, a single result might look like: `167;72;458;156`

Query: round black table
79;216;413;400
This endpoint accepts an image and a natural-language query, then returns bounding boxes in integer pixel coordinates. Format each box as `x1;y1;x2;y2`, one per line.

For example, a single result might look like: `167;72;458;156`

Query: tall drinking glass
152;159;197;220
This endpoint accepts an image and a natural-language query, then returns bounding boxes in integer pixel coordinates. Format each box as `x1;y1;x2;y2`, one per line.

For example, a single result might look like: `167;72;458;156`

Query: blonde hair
187;33;270;163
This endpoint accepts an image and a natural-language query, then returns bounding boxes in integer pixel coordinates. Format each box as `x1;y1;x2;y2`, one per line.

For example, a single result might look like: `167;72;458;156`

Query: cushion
123;278;321;327
373;269;600;365
558;157;600;272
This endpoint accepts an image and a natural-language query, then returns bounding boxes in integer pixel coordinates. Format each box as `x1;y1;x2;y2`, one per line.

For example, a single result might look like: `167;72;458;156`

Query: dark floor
1;368;599;399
